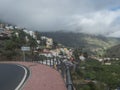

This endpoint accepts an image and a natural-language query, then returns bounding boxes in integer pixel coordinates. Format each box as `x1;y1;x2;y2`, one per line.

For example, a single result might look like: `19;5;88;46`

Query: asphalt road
0;63;29;90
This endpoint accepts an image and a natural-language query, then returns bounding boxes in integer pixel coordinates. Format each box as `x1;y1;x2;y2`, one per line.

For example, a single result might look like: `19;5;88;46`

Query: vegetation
72;58;120;90
40;31;120;55
105;44;120;58
0;29;37;61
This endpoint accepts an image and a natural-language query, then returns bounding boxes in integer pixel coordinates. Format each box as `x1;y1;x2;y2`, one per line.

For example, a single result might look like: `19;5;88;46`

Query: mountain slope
106;44;120;58
40;31;120;54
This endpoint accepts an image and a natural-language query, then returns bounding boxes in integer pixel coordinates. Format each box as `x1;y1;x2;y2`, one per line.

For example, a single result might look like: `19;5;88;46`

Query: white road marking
15;65;28;90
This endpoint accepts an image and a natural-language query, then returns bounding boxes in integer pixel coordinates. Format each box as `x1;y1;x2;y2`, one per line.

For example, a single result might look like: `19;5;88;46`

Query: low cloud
0;0;120;36
67;10;120;35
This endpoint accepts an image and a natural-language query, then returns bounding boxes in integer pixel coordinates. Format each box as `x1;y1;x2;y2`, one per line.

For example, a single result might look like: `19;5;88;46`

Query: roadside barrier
32;56;74;90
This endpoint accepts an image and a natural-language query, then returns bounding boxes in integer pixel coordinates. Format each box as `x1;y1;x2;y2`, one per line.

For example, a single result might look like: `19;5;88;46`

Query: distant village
0;23;75;61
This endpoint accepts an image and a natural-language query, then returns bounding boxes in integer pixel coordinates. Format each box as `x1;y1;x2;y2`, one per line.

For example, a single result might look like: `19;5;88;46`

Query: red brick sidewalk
0;61;67;90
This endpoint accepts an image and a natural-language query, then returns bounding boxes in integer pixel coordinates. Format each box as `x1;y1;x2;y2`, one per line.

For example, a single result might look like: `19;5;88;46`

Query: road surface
0;63;29;90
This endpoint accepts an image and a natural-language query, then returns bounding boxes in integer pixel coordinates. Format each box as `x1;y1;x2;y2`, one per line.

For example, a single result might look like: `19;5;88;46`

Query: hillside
106;44;120;58
40;31;120;55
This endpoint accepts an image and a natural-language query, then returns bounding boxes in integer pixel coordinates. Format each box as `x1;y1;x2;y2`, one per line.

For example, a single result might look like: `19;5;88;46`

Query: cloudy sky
0;0;120;37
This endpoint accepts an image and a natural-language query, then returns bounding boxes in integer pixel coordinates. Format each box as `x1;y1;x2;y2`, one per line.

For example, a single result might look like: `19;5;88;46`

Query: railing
32;56;74;90
66;66;74;90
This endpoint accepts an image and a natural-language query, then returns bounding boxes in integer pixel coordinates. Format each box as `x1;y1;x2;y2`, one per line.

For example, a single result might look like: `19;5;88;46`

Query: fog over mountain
0;0;120;37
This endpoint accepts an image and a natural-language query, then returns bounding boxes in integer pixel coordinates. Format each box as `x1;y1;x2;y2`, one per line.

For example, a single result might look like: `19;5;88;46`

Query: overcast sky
0;0;120;37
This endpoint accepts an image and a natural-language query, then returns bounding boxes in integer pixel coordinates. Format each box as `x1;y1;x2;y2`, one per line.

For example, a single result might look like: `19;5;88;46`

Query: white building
5;25;14;30
46;38;53;48
41;36;47;40
79;55;86;61
23;29;29;34
15;32;19;38
37;40;41;44
23;30;37;39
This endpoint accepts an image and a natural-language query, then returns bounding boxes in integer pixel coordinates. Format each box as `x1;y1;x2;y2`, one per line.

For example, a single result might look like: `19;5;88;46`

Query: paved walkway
0;61;67;90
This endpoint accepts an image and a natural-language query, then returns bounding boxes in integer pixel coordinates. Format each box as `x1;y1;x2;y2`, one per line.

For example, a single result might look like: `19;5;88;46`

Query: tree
2;40;18;59
83;52;88;58
73;48;82;60
53;41;58;49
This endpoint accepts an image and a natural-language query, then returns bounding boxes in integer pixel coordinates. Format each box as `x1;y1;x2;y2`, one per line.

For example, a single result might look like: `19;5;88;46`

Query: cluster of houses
0;23;53;48
23;29;74;59
0;23;75;60
0;23;24;39
0;23;14;39
23;29;55;50
91;56;119;65
18;28;75;59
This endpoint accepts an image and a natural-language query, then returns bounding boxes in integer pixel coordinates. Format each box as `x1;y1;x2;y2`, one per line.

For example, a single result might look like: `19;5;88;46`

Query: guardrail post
56;57;60;71
42;58;43;64
66;66;74;90
50;58;52;67
53;57;55;68
46;58;47;65
61;61;65;78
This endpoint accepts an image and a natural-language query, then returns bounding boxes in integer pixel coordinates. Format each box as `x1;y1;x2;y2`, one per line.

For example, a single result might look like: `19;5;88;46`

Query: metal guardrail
31;56;74;90
66;66;74;90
